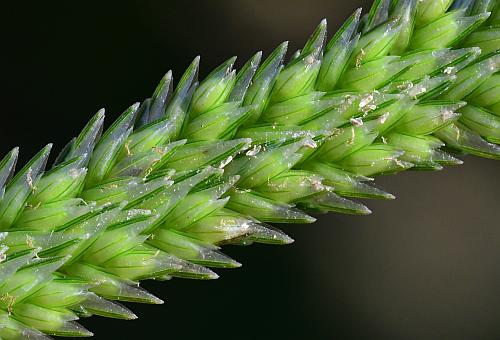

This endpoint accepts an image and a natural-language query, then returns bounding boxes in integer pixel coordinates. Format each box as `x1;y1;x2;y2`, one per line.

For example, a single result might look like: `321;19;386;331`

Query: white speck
407;84;427;98
219;156;233;168
235;188;251;193
471;47;482;55
0;245;8;262
441;109;455;121
246;145;262;157
355;49;365;68
127;209;152;219
26;235;34;248
303;139;318;149
305;55;316;65
69;168;83;179
395;159;407;168
443;66;455;75
26;168;36;193
124;141;132;156
359;93;374;109
380;112;390;124
311;179;325;191
397;81;414;91
347;127;356;145
453;125;461;140
343;94;354;105
350;117;364;126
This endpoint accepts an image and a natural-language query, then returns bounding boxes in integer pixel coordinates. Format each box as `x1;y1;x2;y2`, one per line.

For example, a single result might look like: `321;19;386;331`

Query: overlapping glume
1;0;499;337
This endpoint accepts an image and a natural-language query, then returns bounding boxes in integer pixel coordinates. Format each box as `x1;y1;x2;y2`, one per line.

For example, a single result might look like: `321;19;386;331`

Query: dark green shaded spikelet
1;0;500;337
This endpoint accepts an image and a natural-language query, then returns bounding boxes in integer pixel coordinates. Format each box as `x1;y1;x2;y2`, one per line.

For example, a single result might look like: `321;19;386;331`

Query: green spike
317;9;361;91
229;52;262;102
351;18;402;66
459;104;500;143
86;103;138;188
226;189;316;223
183;102;253;140
65;109;105;164
2;2;500;337
189;57;237;117
415;0;454;27
0;144;52;230
335;143;414;176
149;71;173;123
243;42;288;125
410;10;490;50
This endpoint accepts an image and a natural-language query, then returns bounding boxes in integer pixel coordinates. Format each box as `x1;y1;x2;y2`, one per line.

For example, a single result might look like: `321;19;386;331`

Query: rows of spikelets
1;0;499;337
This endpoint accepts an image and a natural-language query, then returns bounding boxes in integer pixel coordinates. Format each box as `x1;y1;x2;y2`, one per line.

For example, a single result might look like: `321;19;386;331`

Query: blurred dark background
1;0;500;339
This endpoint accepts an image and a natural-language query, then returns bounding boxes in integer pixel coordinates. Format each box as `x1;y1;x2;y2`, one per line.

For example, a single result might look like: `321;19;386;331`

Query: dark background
2;1;500;339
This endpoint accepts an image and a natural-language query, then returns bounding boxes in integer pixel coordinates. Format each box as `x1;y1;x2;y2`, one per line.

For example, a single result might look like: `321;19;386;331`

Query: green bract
1;0;500;337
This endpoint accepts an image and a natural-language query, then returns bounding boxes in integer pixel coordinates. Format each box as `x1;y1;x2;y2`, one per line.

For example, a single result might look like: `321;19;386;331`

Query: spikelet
1;0;499;337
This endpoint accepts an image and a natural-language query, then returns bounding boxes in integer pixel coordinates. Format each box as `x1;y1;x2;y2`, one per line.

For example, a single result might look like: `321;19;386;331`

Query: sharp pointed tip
275;233;295;245
320;18;327;26
252;51;263;64
386;193;396;200
78;328;94;337
283;234;295;244
363;207;373;215
278;41;290;51
96;108;105;117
